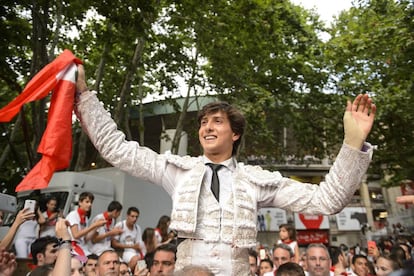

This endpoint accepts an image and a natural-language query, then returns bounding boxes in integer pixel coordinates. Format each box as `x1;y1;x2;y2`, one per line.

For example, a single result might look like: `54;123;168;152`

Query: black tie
207;163;223;202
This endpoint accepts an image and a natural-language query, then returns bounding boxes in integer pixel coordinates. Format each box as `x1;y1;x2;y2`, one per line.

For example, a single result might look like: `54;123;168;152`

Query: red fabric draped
0;50;82;192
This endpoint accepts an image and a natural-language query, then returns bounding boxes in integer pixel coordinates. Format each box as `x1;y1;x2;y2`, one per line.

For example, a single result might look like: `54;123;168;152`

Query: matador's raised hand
76;64;88;94
343;94;376;150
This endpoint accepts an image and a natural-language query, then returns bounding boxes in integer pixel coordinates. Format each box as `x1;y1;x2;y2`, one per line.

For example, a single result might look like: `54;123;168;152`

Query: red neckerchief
27;263;37;271
281;239;293;244
27;253;36;270
77;208;87;226
46;210;53;218
331;266;348;276
103;211;112;230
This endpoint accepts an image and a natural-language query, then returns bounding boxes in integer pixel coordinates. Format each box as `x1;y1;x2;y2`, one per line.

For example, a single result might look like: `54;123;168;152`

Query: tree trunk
27;0;50;167
171;51;199;154
0;114;25;169
114;37;145;126
137;79;145;145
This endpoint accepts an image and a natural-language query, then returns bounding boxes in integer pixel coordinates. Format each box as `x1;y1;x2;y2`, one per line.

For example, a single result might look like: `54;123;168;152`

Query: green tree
325;0;414;184
169;0;335;160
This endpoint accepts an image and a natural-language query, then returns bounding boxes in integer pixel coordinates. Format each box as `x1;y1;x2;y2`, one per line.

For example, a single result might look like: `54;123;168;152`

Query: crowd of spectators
0;194;413;275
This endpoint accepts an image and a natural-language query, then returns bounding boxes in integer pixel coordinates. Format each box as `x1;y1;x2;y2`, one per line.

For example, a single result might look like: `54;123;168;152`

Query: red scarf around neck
281;239;293;244
77;208;87;225
46;210;54;218
103;211;112;229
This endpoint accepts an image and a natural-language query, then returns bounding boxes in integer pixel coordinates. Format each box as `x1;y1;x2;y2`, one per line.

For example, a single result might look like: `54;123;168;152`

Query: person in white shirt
277;223;300;264
76;65;376;276
88;200;123;256
112;206;145;270
14;200;41;258
0;208;35;251
38;197;60;238
66;192;106;257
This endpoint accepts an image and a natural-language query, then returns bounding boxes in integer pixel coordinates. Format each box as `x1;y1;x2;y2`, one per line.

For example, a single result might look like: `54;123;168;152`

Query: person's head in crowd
398;242;412;261
276;262;305;276
248;248;258;276
106;200;123;220
30;236;59;266
173;264;214;276
119;261;131;276
273;243;294;269
142;227;158;254
390;246;407;265
305;243;331;276
379;238;394;255
126;207;140;225
259;259;274;276
84;253;98;276
278;223;297;243
78;192;94;215
72;255;85;276
156;215;171;242
339;244;348;254
150;243;177;276
96;250;120;276
328;245;348;271
30;264;54;276
45;197;58;212
374;254;402;276
299;252;307;272
351;254;370;276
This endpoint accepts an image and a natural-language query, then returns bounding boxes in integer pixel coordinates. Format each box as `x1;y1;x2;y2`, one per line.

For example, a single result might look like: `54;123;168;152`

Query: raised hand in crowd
396;195;414;205
51;218;72;276
133;263;149;276
0;208;35;250
0;247;17;276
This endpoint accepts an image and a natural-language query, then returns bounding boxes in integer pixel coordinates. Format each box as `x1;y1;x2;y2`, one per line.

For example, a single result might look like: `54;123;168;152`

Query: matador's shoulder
237;163;283;187
164;152;203;170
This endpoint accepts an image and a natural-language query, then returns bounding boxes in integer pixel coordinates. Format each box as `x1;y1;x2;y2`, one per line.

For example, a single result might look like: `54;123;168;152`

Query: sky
291;0;353;24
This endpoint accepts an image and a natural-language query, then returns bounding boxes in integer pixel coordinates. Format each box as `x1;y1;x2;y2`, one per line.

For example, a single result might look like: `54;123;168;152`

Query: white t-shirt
88;213;115;256
114;220;144;263
15;219;38;239
66;209;90;254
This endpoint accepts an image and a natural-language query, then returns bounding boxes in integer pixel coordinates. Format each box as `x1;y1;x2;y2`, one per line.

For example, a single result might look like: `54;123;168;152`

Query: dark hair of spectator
107;200;123;212
30;236;59;265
